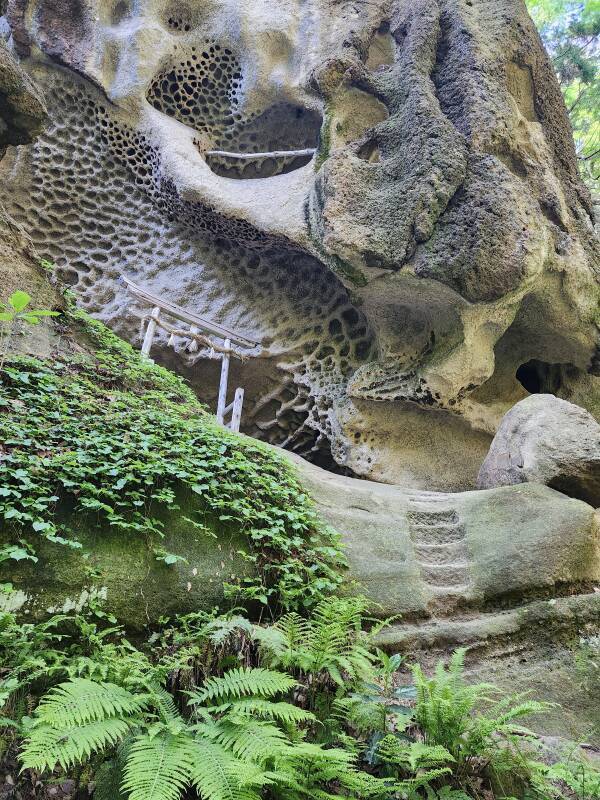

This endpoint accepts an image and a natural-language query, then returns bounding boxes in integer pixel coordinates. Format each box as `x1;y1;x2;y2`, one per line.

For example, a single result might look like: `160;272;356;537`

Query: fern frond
273;613;312;647
150;685;182;724
205;616;253;646
332;696;386;735
250;624;288;658
21;718;132;772
121;731;192;800
192;668;296;704
209;719;290;764
282;740;356;767
213;698;315;725
276;741;373;798
189;739;264;800
34;679;147;727
395;767;453;793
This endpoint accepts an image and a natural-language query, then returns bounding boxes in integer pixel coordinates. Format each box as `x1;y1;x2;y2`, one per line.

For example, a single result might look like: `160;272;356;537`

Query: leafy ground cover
0;304;343;613
0;598;598;800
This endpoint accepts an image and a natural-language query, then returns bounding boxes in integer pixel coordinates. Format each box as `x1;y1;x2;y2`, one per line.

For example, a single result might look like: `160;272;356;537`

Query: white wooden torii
122;276;257;433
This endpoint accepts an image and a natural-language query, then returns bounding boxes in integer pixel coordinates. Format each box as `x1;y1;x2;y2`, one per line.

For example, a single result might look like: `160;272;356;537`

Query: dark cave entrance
515;359;566;395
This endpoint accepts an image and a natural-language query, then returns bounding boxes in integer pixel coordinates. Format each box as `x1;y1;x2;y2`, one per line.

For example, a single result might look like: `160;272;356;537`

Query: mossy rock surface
1;501;251;628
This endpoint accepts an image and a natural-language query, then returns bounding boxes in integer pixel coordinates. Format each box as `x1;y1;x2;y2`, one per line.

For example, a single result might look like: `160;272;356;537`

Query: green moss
314;112;332;172
0;306;345;614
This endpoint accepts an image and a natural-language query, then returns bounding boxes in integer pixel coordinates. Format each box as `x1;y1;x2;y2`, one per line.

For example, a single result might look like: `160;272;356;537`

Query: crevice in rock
515;359;569;395
356;139;381;163
492;145;528;178
547;475;598;507
431;10;464;134
538;197;569;232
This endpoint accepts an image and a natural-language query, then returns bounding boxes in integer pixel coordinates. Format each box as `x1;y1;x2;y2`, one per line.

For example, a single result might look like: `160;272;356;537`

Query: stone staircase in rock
406;495;471;610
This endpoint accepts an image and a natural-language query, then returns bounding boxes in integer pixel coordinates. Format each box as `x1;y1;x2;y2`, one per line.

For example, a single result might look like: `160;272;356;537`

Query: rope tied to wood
139;313;249;361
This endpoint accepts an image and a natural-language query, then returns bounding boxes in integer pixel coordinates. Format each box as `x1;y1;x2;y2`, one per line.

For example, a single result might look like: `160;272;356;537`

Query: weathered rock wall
0;34;62;358
0;0;597;491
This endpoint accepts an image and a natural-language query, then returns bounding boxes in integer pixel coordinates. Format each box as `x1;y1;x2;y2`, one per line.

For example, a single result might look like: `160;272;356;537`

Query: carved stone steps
419;563;470;588
412;541;467;565
409;522;467;545
407;501;472;597
407;509;459;525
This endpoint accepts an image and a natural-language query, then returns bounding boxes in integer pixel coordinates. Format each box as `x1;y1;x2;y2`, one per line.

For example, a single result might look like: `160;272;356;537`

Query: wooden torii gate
122;276;257;433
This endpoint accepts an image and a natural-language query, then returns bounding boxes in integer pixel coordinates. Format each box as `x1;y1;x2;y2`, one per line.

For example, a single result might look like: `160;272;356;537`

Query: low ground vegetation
0;596;598;800
0;298;343;613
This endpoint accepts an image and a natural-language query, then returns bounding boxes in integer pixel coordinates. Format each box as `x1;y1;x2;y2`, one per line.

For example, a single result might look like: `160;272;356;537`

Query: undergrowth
0;305;344;613
1;295;598;800
0;597;598;800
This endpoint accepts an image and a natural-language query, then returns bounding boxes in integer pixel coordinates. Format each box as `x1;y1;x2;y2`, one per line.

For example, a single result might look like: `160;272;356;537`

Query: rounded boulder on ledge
477;394;600;507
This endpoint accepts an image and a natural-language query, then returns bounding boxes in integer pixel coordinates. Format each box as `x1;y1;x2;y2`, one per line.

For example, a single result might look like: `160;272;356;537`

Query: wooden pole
122;276;257;348
216;338;230;425
141;306;160;357
204;148;316;161
188;325;199;353
230;388;244;433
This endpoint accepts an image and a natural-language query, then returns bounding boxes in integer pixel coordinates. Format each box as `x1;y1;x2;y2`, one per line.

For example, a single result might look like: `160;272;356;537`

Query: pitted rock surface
0;0;598;490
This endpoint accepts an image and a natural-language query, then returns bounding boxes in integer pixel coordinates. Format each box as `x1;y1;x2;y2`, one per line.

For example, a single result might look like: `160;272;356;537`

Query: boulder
291;453;600;618
478;394;600;507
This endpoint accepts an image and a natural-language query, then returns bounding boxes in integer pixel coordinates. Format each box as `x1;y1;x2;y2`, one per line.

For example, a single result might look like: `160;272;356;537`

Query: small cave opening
547;474;599;508
204;104;322;179
515;359;565;395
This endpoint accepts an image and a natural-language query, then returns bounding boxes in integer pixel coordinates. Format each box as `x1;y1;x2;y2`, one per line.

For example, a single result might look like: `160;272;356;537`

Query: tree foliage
527;0;599;194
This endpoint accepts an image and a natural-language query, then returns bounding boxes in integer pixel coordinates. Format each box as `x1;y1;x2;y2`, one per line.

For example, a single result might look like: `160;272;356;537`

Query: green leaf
27;310;60;317
9;291;31;312
0;545;38;563
154;549;188;566
21;718;133;772
0;311;14;322
122;731;193;800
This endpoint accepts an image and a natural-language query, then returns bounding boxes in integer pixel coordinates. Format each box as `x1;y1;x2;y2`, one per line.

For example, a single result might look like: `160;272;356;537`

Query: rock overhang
0;0;598;491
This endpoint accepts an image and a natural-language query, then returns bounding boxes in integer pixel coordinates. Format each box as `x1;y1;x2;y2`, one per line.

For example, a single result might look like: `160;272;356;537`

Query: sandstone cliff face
0;34;58;357
0;0;597;491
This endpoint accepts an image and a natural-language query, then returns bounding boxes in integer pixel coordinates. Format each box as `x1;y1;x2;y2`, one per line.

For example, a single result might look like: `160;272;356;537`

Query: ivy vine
0;306;345;613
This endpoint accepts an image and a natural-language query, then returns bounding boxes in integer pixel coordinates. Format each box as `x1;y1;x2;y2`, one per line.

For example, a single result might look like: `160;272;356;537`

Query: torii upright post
216;338;231;425
141;306;160;357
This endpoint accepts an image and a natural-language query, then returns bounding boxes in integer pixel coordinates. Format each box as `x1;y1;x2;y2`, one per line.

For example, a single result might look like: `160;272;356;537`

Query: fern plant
369;648;556;799
20;666;384;800
411;649;551;774
376;736;471;800
252;597;379;721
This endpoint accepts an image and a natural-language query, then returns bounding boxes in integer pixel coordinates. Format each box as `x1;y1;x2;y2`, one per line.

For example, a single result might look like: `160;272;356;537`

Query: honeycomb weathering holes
5;73;372;463
146;42;322;178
